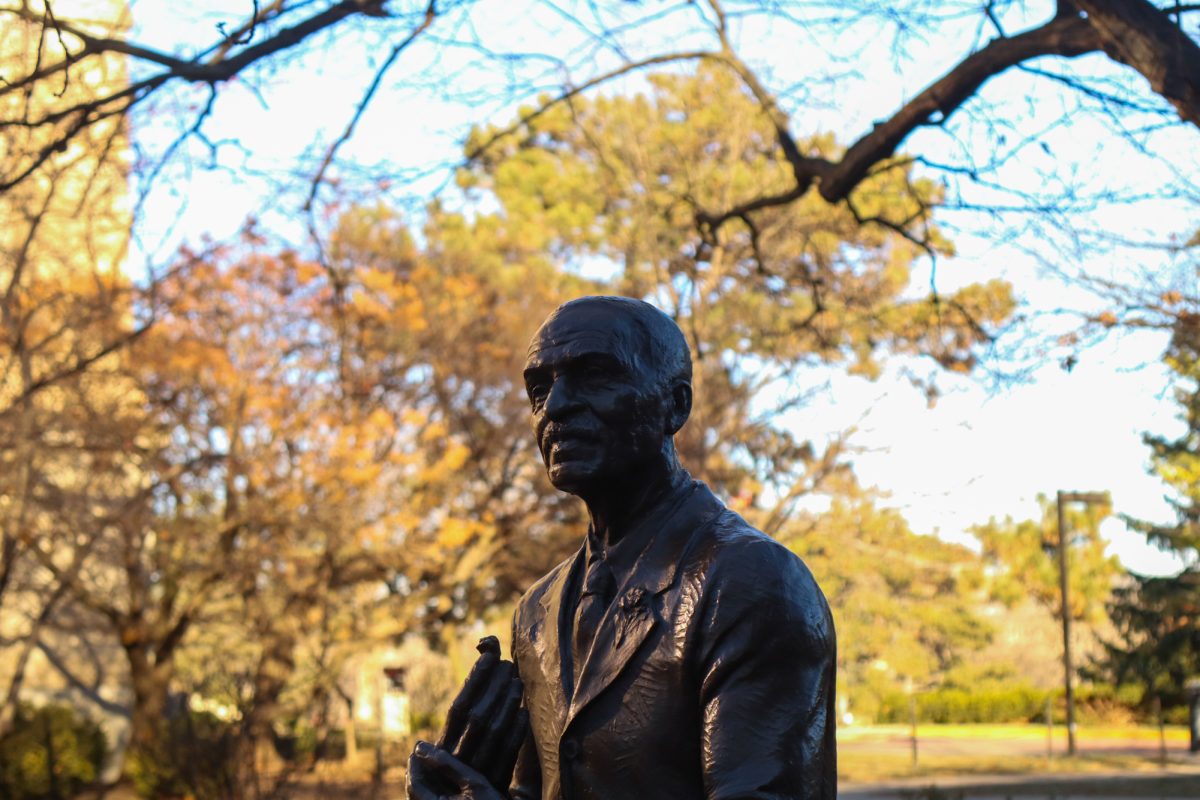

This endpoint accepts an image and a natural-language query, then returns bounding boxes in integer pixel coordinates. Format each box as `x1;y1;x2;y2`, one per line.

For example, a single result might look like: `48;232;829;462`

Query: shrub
876;682;1147;725
878;684;1049;724
1074;683;1142;725
125;711;235;800
0;703;107;800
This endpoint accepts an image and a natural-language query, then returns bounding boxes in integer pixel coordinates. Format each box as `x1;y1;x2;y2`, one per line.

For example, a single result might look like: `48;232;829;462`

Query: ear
665;381;692;435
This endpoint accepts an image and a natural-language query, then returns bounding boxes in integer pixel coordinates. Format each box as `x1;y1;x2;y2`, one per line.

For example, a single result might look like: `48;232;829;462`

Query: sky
121;1;1200;576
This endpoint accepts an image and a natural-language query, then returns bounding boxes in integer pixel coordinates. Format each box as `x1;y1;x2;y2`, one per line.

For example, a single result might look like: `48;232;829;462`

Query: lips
550;437;593;458
541;427;601;461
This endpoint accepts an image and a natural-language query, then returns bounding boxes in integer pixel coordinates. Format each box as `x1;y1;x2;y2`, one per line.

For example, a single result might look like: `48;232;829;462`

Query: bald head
528;296;692;390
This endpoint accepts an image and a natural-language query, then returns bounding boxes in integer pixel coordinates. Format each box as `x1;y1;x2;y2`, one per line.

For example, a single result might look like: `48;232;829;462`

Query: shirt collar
584;470;696;579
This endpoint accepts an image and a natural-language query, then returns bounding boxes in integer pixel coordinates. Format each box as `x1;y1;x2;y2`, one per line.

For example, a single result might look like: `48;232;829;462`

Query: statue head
523;296;692;498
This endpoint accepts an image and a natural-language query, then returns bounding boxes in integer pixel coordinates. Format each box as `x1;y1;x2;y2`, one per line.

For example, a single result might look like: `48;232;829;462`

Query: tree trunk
124;640;173;768
234;625;298;799
344;693;358;764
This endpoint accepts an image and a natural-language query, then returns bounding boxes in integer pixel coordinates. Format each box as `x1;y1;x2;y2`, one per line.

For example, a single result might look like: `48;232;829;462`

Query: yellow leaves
366;407;394;434
346;265;431;336
153;335;237;388
419;419;448;443
358;266;399;295
296;261;325;285
442;443;469;472
342;462;383;485
349;288;388;319
417;441;470;484
438;517;482;548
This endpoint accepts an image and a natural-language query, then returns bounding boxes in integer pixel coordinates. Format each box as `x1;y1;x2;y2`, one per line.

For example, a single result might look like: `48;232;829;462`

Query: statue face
523;303;672;495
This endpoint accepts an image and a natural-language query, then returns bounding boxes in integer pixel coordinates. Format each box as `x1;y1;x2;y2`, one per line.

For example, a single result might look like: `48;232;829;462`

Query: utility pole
905;676;918;768
1055;489;1109;757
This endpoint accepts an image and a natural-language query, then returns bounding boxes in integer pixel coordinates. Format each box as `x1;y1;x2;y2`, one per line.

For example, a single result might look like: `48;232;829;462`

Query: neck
580;449;687;547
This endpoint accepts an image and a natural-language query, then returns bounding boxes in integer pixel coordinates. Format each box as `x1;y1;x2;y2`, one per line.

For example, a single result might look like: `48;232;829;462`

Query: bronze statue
408;296;837;799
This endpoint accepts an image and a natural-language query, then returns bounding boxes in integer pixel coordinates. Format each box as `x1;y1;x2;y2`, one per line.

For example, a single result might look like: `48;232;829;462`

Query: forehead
525;304;648;370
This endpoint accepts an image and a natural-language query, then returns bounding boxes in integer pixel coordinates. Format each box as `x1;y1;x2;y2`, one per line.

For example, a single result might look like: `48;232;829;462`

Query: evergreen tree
1104;324;1200;708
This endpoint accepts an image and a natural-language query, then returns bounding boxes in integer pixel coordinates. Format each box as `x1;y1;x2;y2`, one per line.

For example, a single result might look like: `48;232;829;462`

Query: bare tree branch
463;49;722;162
305;0;440;212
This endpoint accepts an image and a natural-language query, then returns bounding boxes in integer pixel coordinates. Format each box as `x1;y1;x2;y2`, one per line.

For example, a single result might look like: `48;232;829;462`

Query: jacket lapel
566;483;724;728
537;544;585;720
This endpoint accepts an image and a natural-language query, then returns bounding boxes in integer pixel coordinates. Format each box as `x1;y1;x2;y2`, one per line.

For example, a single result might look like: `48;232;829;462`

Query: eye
578;361;613;384
526;382;549;407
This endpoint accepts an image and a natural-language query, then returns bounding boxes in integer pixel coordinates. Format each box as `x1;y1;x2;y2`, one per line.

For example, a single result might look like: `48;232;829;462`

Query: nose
544;377;583;420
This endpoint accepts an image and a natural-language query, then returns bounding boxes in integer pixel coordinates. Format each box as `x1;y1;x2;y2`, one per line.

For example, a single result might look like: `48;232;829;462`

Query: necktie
572;555;615;687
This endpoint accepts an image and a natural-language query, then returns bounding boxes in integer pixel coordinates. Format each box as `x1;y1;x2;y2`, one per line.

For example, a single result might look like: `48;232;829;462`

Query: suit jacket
509;480;837;800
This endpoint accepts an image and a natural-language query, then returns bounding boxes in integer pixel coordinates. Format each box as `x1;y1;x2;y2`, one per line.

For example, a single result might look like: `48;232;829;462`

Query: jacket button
561;738;580;759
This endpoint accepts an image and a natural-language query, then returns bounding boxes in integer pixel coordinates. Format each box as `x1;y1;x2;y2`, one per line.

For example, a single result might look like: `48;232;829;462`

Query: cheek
606;394;666;448
593;386;645;420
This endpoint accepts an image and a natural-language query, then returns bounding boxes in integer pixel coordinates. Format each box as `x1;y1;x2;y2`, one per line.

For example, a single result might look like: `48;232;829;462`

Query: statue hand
437;636;529;790
407;741;505;800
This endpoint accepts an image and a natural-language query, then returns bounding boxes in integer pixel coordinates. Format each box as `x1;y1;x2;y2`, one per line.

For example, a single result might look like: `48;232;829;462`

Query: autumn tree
323;204;593;630
72;208;591;792
459;65;1014;503
0;0;137;743
974;495;1119;619
971;494;1121;694
779;495;992;722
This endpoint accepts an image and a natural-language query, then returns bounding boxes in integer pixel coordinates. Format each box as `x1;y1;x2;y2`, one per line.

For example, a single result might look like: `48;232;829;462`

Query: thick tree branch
1076;0;1200;128
819;14;1101;202
1;0;396;193
690;9;1101;233
1;0;378;86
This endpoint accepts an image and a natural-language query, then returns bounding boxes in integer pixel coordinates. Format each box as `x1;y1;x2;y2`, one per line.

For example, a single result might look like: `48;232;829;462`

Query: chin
545;461;604;495
547;470;592;495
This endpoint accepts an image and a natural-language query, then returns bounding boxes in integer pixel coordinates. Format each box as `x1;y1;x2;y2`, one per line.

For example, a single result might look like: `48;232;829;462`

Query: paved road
841;767;1200;799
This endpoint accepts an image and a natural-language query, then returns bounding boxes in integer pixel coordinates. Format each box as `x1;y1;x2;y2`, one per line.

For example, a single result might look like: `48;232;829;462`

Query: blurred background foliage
2;2;1200;796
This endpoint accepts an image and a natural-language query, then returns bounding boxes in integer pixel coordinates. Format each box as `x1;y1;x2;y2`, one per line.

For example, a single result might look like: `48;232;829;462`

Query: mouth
547;436;594;459
542;429;600;462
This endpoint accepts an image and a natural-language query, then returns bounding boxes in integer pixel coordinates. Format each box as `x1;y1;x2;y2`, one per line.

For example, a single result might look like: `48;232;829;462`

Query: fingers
491;707;530;791
453;660;514;763
476;635;501;658
437;645;501;751
406;741;445;800
476;675;525;786
409;741;500;799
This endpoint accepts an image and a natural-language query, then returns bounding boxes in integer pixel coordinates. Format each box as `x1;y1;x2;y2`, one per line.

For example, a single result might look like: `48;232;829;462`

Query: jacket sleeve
696;537;837;800
509;612;542;800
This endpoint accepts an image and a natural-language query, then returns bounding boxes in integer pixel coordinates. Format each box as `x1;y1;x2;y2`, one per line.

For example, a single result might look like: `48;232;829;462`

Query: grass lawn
838;723;1197;785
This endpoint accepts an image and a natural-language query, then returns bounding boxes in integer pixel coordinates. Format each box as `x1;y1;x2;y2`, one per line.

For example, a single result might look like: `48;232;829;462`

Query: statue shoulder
692;508;833;646
512;549;579;625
